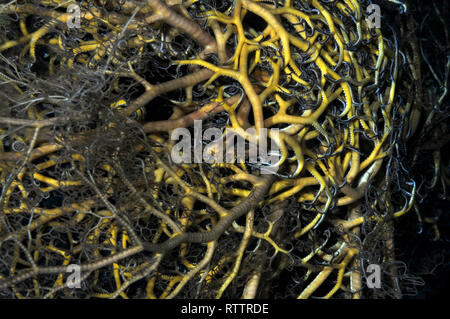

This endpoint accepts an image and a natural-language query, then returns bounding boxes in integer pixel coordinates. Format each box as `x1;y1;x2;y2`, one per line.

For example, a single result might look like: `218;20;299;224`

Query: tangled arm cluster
0;0;448;298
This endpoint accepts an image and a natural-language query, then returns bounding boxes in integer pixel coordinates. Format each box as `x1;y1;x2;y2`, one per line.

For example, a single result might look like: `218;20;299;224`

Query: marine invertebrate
0;0;447;299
